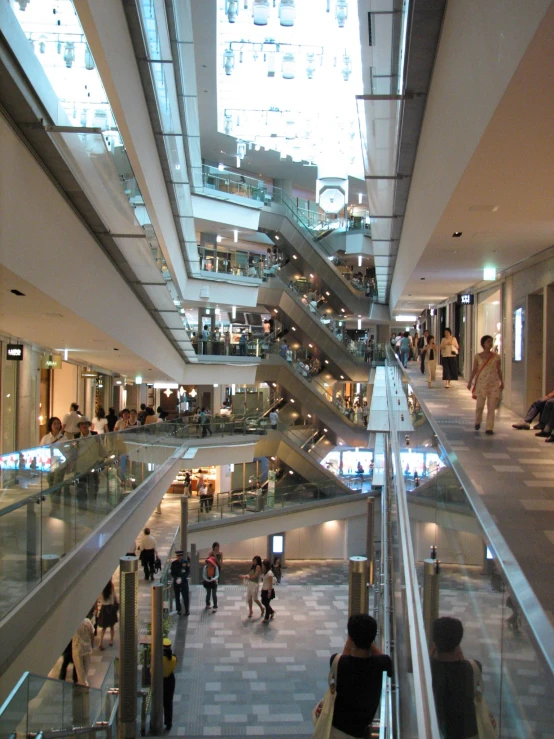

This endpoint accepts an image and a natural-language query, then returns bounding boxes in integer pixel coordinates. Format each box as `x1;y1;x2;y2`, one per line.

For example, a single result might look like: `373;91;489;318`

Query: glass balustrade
0;659;118;739
0;421;259;622
385;349;554;737
196;246;283;280
201;165;266;202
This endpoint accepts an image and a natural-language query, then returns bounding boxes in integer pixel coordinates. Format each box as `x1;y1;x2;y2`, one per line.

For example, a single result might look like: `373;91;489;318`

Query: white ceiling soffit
191;195;262;231
74;0;189;297
391;0;554;311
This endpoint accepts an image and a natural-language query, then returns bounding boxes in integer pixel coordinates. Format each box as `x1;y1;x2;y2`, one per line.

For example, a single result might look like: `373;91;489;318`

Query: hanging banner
41;354;62;369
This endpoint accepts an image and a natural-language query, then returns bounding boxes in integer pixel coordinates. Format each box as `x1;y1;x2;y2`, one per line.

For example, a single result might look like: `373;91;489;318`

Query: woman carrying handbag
313;615;392;739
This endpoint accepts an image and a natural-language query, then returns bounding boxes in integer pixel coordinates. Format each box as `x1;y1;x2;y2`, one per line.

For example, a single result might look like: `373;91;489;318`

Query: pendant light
64;42;75;68
84;44;95;70
341;53;352;81
336;0;348;27
279;0;295;26
223;47;235;76
252;0;270;25
282;52;295;80
306;52;316;79
226;0;239;22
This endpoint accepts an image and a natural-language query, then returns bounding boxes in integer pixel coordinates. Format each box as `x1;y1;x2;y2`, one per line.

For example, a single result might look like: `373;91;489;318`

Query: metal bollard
150;584;164;735
190;543;200;584
348;556;369;617
366;497;375;586
118;556;139;739
423;558;440;646
180;497;188;555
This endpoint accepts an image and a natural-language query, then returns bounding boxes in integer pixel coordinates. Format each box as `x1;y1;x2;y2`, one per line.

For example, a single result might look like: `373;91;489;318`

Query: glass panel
0;673;29;739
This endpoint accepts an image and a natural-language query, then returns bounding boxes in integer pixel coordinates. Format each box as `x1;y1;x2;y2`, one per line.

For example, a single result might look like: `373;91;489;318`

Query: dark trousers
203;580;218;607
202;424;212;437
420;353;425;374
76;472;99;510
141;550;155;579
524;398;554;425
173;579;189;614
261;589;274;620
59;642;78;682
163;673;175;728
540;399;554;428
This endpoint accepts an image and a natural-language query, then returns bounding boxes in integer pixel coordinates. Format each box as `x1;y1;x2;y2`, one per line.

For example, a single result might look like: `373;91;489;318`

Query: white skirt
246;580;259;601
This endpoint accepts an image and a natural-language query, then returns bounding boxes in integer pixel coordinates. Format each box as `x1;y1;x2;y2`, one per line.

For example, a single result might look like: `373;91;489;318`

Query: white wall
52;362;79;423
411;520;484;566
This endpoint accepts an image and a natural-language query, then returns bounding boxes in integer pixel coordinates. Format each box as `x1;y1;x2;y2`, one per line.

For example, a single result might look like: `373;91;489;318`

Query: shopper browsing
202;555;219;611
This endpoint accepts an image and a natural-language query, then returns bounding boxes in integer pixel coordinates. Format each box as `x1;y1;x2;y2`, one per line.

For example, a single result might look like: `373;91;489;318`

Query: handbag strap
469;660;483;698
328;654;340;693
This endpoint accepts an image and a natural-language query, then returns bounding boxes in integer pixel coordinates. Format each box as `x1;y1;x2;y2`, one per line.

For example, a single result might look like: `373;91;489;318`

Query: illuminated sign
41;354;62;369
6;344;23;360
513;307;524;362
457;294;475;305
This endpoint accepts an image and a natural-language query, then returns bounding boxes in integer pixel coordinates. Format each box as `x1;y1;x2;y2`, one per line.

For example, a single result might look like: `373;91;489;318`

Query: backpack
206;559;217;579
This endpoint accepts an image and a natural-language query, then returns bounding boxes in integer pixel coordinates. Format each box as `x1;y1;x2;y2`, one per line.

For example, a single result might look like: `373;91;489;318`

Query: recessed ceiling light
420;277;426;280
113;348;119;351
292;255;298;260
10;289;25;296
452;231;462;238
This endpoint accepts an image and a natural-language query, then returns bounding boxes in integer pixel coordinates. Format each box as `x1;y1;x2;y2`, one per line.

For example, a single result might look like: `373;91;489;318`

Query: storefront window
477;286;502;354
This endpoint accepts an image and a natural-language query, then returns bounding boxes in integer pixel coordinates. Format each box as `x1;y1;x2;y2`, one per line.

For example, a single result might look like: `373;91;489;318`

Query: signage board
41;354;62;370
6;344;23;360
457;293;475;305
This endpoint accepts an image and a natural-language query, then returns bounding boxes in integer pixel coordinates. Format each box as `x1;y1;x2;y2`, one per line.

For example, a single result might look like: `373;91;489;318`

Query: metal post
150;584;164;735
118;556;139;739
26;499;37;583
423;558;440;646
348;556;369;617
190;543;199;584
366;497;375;586
180;497;188;554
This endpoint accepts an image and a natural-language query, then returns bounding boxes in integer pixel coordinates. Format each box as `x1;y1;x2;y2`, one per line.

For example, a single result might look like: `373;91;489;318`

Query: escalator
258;281;370;381
256;354;369;446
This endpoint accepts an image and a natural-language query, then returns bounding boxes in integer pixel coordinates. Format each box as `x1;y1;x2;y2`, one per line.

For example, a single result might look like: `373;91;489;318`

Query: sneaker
545;436;554;443
475;424;480;430
185;611;190;616
213;606;218;611
512;423;530;430
533;423;544;430
486;430;494;435
535;431;550;437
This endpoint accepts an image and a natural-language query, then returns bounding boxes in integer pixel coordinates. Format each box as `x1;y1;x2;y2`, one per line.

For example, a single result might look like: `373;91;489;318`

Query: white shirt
40;431;66;445
92;417;108;434
62;410;81;434
262;571;273;590
114;418;131;432
72;618;94;656
140;534;157;551
269;411;278;425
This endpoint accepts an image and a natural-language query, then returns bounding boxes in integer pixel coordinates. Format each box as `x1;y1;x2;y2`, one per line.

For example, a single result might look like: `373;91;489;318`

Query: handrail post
149;584;164;735
366;497;375;586
180;497;188;555
118;556;138;739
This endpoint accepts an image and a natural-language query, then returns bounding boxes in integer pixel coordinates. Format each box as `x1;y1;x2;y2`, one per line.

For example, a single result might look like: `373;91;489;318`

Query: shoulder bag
470;660;497;738
312;654;340;738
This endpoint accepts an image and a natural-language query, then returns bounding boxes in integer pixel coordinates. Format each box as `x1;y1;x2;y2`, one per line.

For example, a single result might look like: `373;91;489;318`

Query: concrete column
84;378;95;419
16;348;40;450
274;178;293;198
348;556;369;617
423;558;440;646
118;556;139;739
180;497;188;555
366;498;375;586
543;285;554;394
526;293;544;409
149;584;164;735
190;543;199;584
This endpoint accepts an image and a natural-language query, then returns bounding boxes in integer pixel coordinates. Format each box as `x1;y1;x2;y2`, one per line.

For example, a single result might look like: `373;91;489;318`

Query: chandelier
225;0;349;29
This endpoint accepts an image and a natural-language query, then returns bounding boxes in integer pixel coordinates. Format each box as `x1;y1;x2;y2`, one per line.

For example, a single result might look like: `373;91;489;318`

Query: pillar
423;558;440;646
190;543;199;584
543;284;554;395
348;556;369;617
274;178;293;198
180;497;188;555
119;556;139;739
149;584;164;735
366;498;375;586
84;378;95;420
16;347;40;450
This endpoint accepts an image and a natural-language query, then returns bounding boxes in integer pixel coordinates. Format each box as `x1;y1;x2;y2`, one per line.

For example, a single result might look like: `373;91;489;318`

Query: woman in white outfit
239;555;264;618
422;335;438;388
72;612;95;686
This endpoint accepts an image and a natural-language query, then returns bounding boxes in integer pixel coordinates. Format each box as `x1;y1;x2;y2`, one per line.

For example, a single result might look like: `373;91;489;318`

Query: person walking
422;335;438;388
467;334;504;434
170;550;190;616
97;580;118;650
269;409;279;430
162;638;177;731
439;328;459;388
202;555;219;611
106;407;118;432
59;639;78;683
240;556;264;619
210;542;223;584
260;559;275;622
72;611;95;686
62;403;81;439
138;527;157;580
200;407;212;437
73;418;104;510
92;407;108;434
418;330;430;375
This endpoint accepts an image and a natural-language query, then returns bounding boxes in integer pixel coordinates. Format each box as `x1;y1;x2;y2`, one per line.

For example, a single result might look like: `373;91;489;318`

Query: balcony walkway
404;361;554;623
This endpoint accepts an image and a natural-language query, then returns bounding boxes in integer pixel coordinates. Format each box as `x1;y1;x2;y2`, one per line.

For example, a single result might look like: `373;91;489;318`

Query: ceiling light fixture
232;305;237;319
252;0;270;25
282;52;295;79
483;266;497;281
279;0;296;26
306;51;316;79
452;231;462;238
233;229;238;243
358;193;363;204
223;46;235;75
226;0;239;23
341;53;352;81
358;255;362;266
336;0;348;27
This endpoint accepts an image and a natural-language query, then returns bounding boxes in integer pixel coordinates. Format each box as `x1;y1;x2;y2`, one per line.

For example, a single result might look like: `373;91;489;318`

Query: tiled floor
405;362;554;623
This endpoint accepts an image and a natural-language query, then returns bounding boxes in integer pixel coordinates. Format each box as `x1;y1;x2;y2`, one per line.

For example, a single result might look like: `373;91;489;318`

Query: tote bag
470;661;497;739
312;654;340;739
